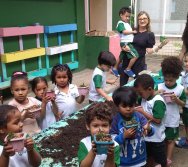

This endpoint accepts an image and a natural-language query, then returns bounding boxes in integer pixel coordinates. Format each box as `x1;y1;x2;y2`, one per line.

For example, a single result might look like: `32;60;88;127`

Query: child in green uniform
134;74;167;167
77;101;120;167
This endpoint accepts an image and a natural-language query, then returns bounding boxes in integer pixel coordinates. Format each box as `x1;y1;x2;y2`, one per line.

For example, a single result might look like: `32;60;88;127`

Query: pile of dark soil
36;101;118;166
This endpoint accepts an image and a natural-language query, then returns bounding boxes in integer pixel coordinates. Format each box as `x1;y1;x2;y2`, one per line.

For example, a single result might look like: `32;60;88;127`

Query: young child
134;74;167;167
8;72;44;136
32;77;61;130
51;64;85;119
110;86;154;167
89;51;117;103
157;56;186;165
116;7;138;78
0;105;41;167
77;101;120;167
176;53;188;148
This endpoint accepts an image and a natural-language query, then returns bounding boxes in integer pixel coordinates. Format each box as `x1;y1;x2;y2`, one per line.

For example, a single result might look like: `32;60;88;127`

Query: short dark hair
113;86;137;107
134;74;154;90
85;101;113;126
51;64;72;84
119;7;131;16
0;105;18;127
161;56;183;78
98;51;116;66
31;77;48;92
10;71;29;88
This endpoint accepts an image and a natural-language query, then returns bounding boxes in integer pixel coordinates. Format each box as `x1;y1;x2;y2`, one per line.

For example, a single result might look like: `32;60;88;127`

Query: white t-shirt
158;83;184;127
141;95;166;142
8;97;41;136
89;67;107;101
0;146;32;167
54;84;79;119
39;101;56;130
116;20;134;43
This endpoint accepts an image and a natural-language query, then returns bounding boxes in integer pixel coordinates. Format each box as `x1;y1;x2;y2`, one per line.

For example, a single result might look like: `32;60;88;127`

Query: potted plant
45;90;55;98
163;92;174;103
123;119;138;130
27;105;41;118
78;83;89;96
5;132;26;152
93;131;113;154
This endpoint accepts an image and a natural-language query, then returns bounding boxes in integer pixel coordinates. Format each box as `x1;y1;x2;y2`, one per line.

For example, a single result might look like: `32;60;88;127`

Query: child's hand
2;142;15;157
157;89;165;94
107;143;114;155
122;45;130;52
124;127;136;139
171;93;178;103
42;94;51;104
133;30;137;34
24;137;34;152
91;141;97;154
55;111;63;121
143;120;152;136
24;109;35;119
106;96;113;101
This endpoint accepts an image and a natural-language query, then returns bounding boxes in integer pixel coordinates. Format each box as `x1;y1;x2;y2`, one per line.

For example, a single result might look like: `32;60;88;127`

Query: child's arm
51;100;62;121
104;144;118;167
122;29;137;35
25;138;41;167
171;91;186;107
0;143;15;167
106;78;118;85
79;141;96;167
136;100;166;124
96;88;113;101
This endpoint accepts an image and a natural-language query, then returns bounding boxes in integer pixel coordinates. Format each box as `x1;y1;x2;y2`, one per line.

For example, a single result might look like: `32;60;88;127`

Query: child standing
32;77;61;130
134;74;167;167
77;101;120;167
116;7;138;78
157;56;186;165
8;72;44;136
89;51;117;103
51;64;85;119
176;54;188;148
0;105;41;167
110;86;154;167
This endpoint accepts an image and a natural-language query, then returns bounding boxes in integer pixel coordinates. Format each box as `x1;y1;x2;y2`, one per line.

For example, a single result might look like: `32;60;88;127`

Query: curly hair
85;101;114;126
161;56;183;78
134;74;154;90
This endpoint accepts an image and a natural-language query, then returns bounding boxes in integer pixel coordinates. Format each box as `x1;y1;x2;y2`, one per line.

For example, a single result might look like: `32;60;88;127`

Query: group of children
0;6;187;167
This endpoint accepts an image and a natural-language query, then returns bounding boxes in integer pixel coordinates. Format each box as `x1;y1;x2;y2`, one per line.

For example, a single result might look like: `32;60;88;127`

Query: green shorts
165;127;179;140
182;107;188;126
120;43;139;59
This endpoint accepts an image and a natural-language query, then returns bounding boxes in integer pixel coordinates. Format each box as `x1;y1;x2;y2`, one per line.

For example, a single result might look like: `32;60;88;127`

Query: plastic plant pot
28;105;41;119
5;133;26;152
78;87;89;96
94;134;114;155
45;90;55;98
163;92;173;103
124;120;138;130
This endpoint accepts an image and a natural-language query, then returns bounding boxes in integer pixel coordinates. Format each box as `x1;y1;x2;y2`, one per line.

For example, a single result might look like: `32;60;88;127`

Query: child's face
118;104;135;118
86;117;110;136
5;110;23;134
55;71;69;88
135;85;153;100
164;75;177;88
184;55;188;72
120;12;131;23
11;80;29;103
100;64;111;72
34;81;48;98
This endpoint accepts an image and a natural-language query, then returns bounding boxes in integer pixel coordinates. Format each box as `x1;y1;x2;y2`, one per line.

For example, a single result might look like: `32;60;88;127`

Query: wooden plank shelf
1;48;45;63
0;26;44;37
46;43;78;55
